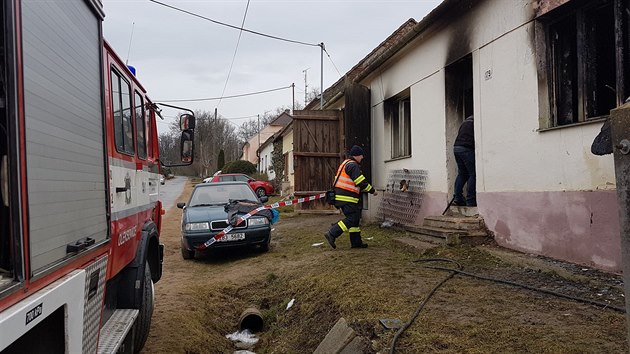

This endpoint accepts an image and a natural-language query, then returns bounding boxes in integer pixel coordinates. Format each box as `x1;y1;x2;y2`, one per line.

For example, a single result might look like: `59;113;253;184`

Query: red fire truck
0;0;195;352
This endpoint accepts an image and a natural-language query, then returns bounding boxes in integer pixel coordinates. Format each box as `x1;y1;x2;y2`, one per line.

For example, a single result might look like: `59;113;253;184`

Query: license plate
218;233;246;242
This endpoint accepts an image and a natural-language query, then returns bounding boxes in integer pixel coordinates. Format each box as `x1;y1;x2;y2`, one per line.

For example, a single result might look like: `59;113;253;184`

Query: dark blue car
177;181;271;259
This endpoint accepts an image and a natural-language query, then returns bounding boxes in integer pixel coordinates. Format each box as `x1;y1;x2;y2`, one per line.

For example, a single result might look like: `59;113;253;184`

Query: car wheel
181;247;194;260
256;187;266;197
132;261;154;352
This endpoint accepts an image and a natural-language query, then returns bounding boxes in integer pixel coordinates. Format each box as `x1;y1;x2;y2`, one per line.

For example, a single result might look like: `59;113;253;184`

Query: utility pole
610;103;630;344
320;42;324;110
291;83;295;114
257;114;261;171
302;68;309;106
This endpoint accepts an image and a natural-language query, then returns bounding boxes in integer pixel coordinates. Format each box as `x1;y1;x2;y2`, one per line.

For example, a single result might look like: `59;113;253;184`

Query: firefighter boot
324;232;336;249
350;233;368;248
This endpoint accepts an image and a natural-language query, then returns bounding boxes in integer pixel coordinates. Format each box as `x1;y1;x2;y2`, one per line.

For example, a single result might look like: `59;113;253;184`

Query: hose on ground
388;258;625;354
425;265;625;313
389;259;462;354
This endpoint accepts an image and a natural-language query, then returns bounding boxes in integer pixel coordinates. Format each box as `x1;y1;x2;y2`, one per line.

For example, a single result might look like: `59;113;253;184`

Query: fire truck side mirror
180;114;195;130
180;129;194;163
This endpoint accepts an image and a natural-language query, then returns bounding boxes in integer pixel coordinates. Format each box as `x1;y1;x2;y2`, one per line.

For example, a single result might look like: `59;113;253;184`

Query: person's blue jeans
453;145;476;206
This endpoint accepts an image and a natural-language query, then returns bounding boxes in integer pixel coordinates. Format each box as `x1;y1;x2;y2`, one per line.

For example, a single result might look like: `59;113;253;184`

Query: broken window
385;93;411;159
544;0;628;126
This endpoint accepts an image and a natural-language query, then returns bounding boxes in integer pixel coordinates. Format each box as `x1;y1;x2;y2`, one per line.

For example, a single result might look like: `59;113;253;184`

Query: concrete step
446;206;479;217
423;216;484;230
405;225;487;246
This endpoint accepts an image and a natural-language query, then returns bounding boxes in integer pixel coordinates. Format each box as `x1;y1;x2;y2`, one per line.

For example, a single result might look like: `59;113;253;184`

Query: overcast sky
102;0;443;134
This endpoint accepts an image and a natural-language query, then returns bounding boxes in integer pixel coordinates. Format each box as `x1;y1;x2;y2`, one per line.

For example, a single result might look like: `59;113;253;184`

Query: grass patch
267;195;295;213
149;208;627;353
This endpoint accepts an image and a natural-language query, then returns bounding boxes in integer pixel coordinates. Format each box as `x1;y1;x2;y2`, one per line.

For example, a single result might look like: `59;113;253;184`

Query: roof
269;111;293;126
274;121;293;141
306;0;470;109
258;134;276;151
305;18;418;109
194;180;249;188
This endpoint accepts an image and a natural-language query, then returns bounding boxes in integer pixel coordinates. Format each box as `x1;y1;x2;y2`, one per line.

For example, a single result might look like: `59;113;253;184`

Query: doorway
445;54;473;201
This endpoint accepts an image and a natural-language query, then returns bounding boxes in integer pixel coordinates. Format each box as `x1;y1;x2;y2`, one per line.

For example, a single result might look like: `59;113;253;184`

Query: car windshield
189;184;258;207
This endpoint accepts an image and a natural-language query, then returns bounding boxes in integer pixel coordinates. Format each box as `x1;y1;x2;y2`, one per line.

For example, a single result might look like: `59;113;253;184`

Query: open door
445;54;474;201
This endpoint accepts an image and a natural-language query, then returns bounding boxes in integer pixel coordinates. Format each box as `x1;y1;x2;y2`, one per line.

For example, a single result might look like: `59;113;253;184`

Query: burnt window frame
537;0;630;129
385;90;412;159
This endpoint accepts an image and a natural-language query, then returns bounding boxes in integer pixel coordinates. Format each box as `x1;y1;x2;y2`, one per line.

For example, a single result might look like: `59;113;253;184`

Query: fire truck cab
0;0;194;352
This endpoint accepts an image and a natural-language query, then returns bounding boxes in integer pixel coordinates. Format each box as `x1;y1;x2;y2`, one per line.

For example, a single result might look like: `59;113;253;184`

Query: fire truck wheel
133;261;154;352
181;246;195;260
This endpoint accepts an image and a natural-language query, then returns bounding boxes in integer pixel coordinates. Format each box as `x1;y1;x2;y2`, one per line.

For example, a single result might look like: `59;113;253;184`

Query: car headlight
248;218;269;226
185;222;210;231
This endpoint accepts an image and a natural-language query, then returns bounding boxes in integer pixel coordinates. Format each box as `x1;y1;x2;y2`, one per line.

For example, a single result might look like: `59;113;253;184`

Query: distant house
308;0;627;272
241;111;292;166
278;122;294;195
258;135;275;180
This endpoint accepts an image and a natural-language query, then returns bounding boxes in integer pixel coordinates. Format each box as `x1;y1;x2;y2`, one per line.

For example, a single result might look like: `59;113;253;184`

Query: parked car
203;173;274;197
160;175;165;185
177;181;271;259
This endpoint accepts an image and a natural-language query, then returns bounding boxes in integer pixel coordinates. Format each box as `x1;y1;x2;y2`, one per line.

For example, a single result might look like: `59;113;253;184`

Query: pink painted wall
478;191;621;272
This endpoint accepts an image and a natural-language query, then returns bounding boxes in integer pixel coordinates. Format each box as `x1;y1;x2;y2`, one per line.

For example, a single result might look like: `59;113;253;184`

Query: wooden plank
345;83;372;181
536;0;572;18
293;109;342;210
292;115;340;121
294;191;326;195
614;0;625;106
293;152;340;158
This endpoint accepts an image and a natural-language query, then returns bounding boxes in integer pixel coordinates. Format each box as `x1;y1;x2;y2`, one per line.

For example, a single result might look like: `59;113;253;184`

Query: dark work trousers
328;202;364;247
453;145;476;206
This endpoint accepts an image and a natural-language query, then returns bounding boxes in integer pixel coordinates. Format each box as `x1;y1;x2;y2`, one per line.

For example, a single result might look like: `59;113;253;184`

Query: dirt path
143;180;627;353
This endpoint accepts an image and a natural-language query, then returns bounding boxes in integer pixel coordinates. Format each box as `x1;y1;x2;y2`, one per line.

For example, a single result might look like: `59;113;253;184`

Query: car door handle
116;186;129;193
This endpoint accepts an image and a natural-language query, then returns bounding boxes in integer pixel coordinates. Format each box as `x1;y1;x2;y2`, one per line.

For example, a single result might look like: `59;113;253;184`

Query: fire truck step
97;309;139;354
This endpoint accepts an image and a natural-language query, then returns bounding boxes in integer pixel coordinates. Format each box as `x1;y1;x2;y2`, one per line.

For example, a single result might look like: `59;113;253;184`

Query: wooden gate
292;109;343;210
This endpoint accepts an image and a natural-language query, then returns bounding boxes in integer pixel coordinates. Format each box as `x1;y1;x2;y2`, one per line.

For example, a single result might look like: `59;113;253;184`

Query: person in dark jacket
324;145;377;249
453;115;476;206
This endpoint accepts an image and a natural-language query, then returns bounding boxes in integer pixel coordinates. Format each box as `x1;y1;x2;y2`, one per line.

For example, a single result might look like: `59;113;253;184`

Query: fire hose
196;192;326;251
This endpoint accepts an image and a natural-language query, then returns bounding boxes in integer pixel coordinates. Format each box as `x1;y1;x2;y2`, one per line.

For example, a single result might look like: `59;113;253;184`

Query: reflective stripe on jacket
334;159;360;194
333;158;374;204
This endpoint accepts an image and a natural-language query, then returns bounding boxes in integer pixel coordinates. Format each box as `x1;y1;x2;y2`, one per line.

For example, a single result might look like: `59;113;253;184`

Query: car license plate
218;233;245;242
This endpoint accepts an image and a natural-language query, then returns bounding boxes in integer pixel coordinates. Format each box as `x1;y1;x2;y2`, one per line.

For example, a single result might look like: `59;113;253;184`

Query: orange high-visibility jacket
333;158;374;204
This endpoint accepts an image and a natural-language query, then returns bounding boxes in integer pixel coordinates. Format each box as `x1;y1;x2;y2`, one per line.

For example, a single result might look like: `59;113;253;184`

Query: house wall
282;130;294;191
361;0;621;271
242;126;282;164
259;143;274;180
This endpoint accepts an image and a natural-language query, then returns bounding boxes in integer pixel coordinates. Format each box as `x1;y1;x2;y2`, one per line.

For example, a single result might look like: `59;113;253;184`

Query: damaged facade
314;0;628;271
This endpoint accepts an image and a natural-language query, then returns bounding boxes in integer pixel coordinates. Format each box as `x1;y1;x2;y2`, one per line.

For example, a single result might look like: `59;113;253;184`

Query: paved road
159;175;188;211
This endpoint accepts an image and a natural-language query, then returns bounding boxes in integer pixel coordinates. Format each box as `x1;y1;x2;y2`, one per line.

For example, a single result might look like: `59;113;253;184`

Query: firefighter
324;145;377;249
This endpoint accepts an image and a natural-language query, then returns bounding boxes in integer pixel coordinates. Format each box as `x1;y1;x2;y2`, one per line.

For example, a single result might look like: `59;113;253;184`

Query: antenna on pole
125;21;136;65
302;68;310;106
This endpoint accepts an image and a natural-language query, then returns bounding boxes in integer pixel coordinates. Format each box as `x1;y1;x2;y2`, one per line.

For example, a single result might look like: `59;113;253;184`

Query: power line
216;0;251;110
323;47;343;77
157;85;292;102
149;0;320;47
223;115;258;120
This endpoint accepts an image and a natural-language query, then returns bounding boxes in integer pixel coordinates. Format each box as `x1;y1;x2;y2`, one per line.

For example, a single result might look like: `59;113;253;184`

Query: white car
160;176;165;185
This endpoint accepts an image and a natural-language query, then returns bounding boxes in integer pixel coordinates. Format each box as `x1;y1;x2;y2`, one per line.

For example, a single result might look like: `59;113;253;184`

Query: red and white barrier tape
196;192;326;250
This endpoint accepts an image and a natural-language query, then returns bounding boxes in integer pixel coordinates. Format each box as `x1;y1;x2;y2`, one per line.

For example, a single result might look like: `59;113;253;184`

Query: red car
204;173;274;197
